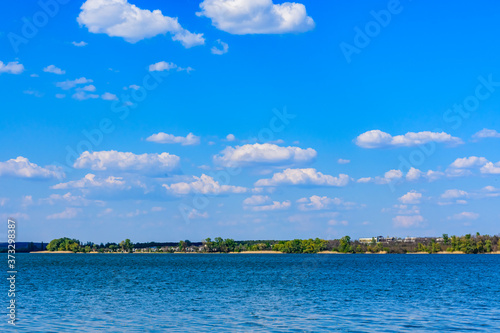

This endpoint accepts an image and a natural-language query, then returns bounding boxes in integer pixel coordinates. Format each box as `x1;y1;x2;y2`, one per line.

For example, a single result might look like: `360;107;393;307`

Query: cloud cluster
163;174;247;195
0;157;64;180
255;168;349;187
73;151;180;175
0;61;24;74
472;128;500;140
146;132;200;145
296;195;355;211
78;0;204;47
355;130;463;148
243;195;290;211
43;65;66;75
197;0;315;34
214;143;316;168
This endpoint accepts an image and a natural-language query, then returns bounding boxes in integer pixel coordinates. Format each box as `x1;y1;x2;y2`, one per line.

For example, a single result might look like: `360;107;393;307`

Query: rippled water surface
4;254;500;332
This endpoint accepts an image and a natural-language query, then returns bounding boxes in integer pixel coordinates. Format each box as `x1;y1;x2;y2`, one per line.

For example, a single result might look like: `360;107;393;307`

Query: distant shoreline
29;251;500;254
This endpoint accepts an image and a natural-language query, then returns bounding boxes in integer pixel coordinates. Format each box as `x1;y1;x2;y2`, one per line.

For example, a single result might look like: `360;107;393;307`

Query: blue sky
1;0;499;243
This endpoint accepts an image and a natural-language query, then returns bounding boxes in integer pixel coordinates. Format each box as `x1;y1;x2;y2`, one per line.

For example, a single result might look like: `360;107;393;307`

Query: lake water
3;254;500;332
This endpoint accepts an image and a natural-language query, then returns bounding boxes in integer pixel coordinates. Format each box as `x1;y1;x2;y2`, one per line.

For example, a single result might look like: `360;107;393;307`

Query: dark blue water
3;254;500;332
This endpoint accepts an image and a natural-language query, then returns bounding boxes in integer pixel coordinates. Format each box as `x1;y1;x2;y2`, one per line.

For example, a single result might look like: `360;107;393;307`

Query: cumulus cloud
226;134;236;142
197;0;315;34
52;173;129;190
72;41;88;47
72;91;99;100
255;168;349;187
73;151;180;175
249;200;291;212
43;65;66;75
56;77;93;90
355;130;463;148
448;212;479;220
101;92;118;100
398;190;422;204
148;61;194;73
41;192;104;206
146;132;200;146
211;39;229;55
0;157;64;180
78;0;204;47
449;156;488;169
393;215;424;228
0;61;24;74
243;195;270;206
47;207;81;220
480;161;500;174
214;143;316;168
472;128;500;140
187;209;209;219
163;174;247;195
337;158;350;164
441;189;469;199
296;195;355;211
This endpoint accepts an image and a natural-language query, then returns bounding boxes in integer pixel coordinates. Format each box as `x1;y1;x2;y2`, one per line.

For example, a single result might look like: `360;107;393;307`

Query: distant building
359;237;376;244
404;237;417;243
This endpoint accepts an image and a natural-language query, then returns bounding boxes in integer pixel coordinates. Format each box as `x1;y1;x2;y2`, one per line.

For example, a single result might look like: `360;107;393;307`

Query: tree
442;234;449;245
339;236;352;253
178;240;186;252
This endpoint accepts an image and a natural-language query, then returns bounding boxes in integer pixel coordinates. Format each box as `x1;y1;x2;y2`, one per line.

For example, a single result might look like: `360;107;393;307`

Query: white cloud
187;209;209;219
296;195;355;211
448;212;479;220
146;132;200;146
337;158;350;164
472;128;500;140
72;41;88;47
393;215;424;228
41;192;104;206
163;174;247;195
101;92;118;100
148;61;194;73
406;167;422;181
226;134;236;142
255;168;349;187
47;207;81;220
398;190;422;204
56;77;93;90
51;173;144;192
149;61;177;72
243;195;270;206
73;151;180;175
214;143;316;168
78;0;204;47
43;65;66;75
441;189;469;199
211;39;229;55
197;0;315;34
72;91;99;100
0;61;24;74
0;157;64;180
24;90;44;98
355;130;463;148
449;156;488;169
250;200;290;212
55;94;66;99
76;84;97;92
480;162;500;174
